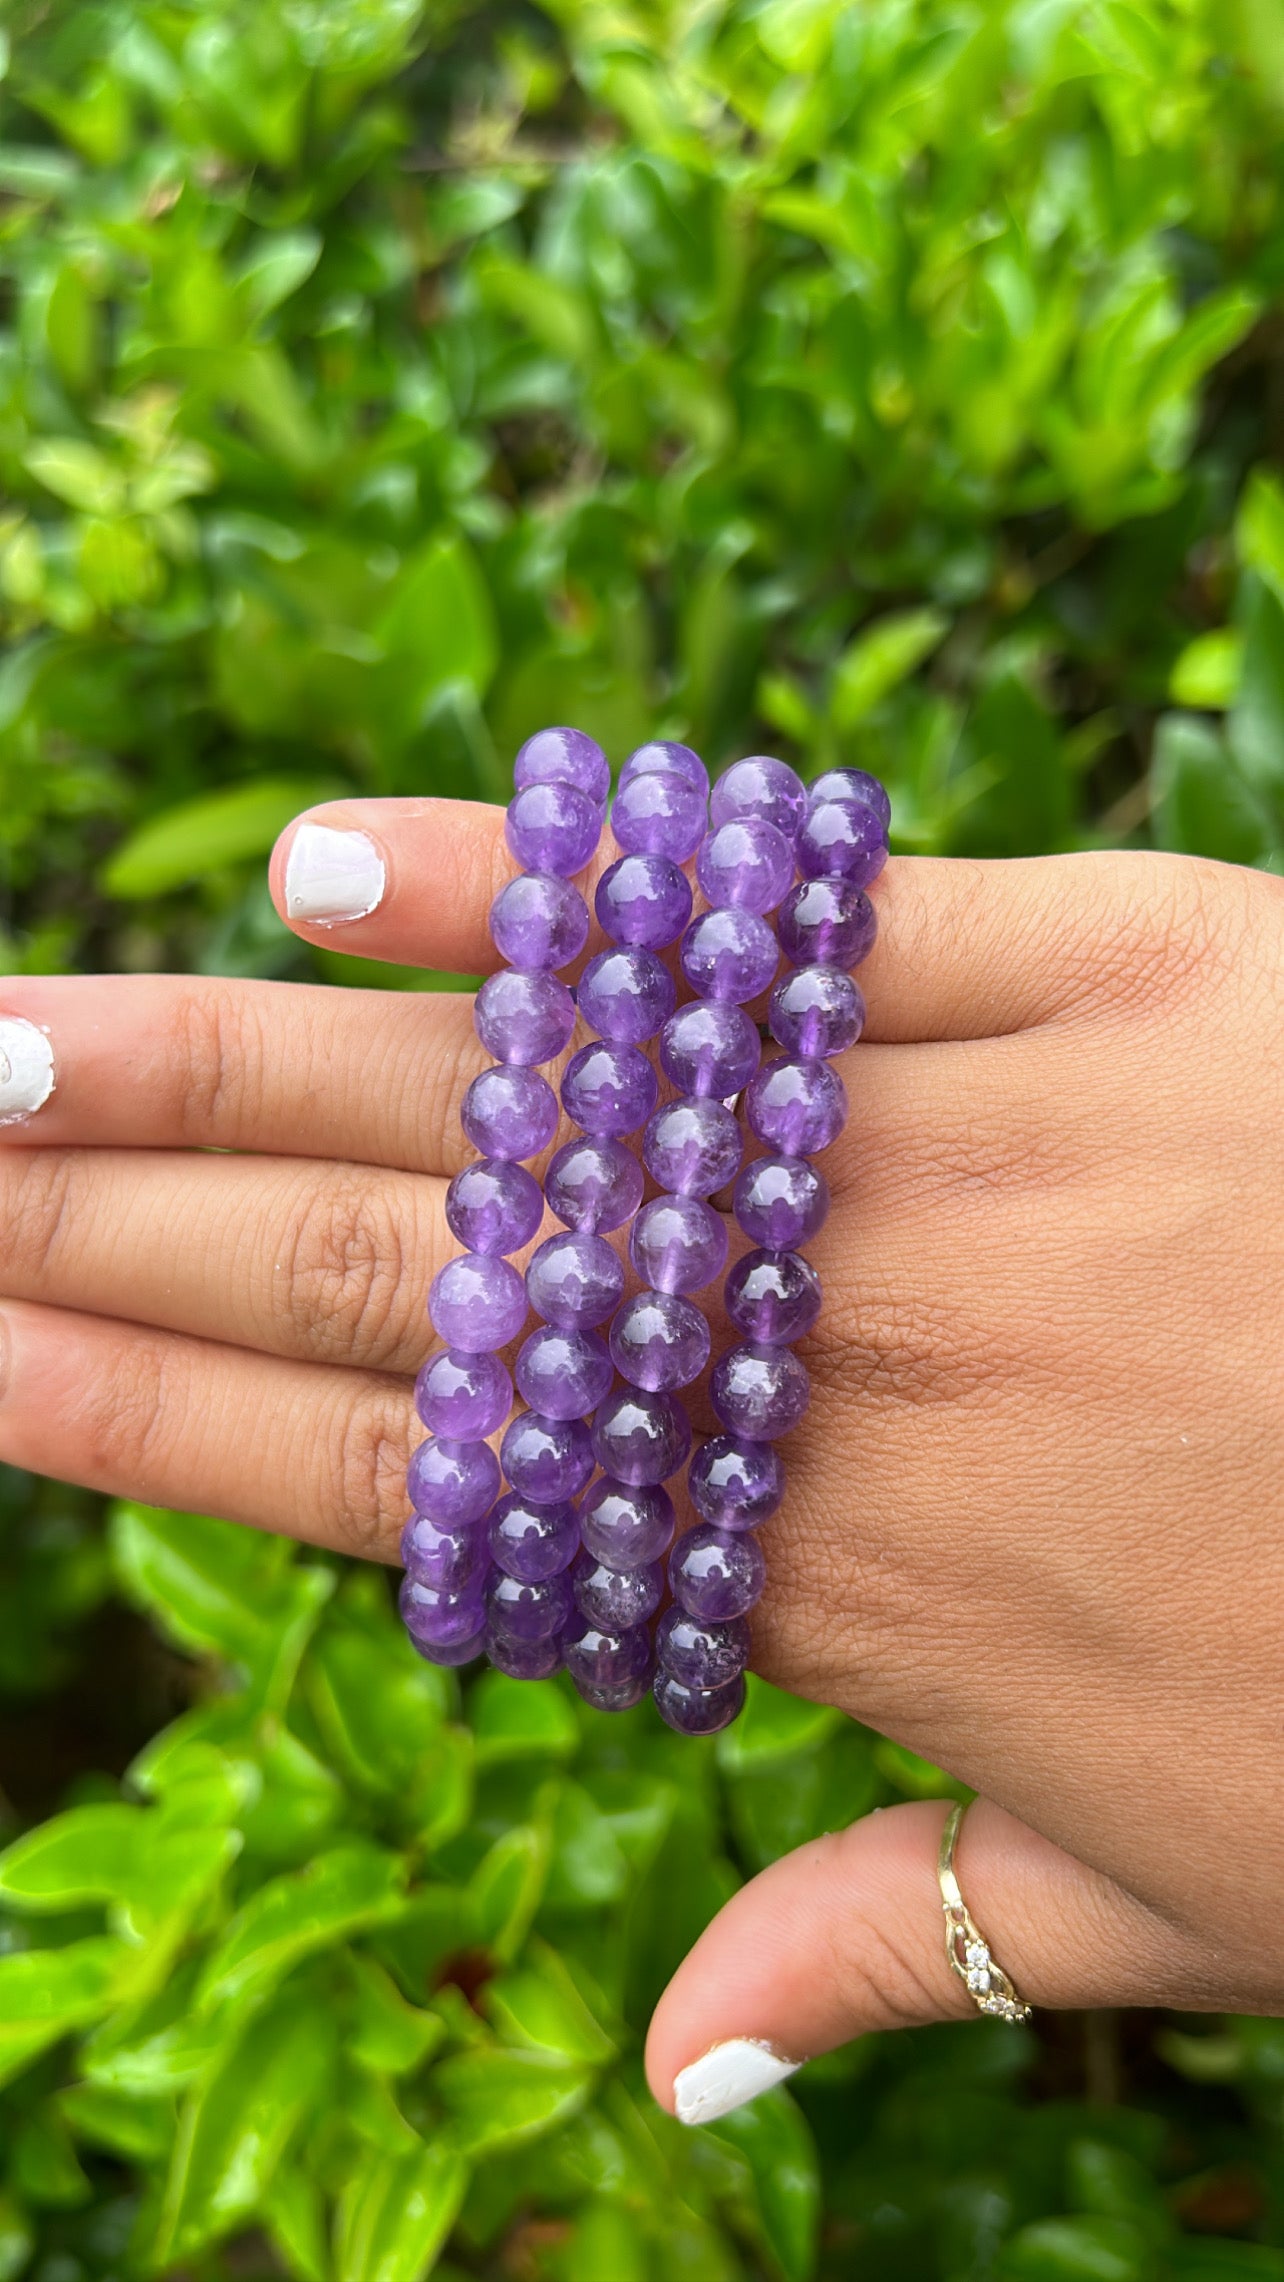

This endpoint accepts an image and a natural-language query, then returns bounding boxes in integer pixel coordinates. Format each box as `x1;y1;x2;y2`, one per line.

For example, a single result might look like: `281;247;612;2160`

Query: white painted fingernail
0;1018;55;1125
284;824;385;925
673;2039;801;2126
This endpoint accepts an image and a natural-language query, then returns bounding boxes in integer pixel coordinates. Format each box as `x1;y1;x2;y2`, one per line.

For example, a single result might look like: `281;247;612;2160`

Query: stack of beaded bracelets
400;728;888;1734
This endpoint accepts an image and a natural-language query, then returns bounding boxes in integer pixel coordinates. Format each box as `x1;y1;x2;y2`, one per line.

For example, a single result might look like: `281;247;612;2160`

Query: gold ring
938;1802;1032;2024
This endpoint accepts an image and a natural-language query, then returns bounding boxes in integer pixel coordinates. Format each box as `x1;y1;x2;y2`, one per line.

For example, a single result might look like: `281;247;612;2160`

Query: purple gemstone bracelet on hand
401;729;889;1732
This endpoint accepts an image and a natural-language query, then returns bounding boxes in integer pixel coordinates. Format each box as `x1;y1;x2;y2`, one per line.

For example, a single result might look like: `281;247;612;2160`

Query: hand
0;802;1277;2122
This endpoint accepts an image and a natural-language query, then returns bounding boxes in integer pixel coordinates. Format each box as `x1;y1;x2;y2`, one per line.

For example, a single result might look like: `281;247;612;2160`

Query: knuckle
1083;852;1240;1013
0;1150;78;1287
172;986;265;1142
328;1381;415;1559
71;1332;174;1487
281;1170;422;1369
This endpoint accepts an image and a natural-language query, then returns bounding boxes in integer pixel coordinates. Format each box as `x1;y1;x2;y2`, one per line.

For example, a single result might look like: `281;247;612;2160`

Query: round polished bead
488;1493;579;1583
445;1158;543;1258
578;1477;676;1570
620;739;707;792
577;947;675;1045
474;969;576;1067
595;854;693;949
654;1669;746;1735
526;1231;624;1330
406;1435;501;1527
747;1056;847;1156
643;1097;742;1198
489;871;590;973
611;769;706;861
660;1001;760;1099
610;1289;710;1391
501;1409;595;1503
725;1248;822;1346
514;725;610;807
680;907;779;1005
669;1523;765;1621
485;1626;564;1681
429;1252;528;1352
778;877;877;969
408;1623;486;1670
572;1551;664;1631
561;1040;658;1137
630;1195;727;1295
656;1607;750;1690
797;797;888;889
710;755;807;842
545;1136;645;1233
563;1618;654;1693
687;1436;785;1530
415;1347;512;1440
769;966;865;1060
696;818;794;914
574;1670;652;1712
808;767;891;831
733;1154;830;1250
400;1573;487;1650
506;780;601;877
461;1065;559;1161
515;1327;614;1421
711;1343;810;1440
400;1512;488;1593
592;1386;692;1485
487;1567;575;1642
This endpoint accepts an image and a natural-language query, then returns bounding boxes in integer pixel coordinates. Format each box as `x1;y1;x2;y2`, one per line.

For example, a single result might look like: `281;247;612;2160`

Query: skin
0;797;1279;2109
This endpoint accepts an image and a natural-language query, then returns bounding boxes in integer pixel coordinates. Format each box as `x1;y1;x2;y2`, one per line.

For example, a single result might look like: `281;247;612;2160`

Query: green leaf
998;2215;1156;2281
470;1671;578;1765
233;232;323;323
1237;466;1284;607
196;1843;408;2014
0;2195;33;2282
1229;576;1284;820
1151;713;1270;863
0;1940;126;2089
334;2139;468;2282
716;1677;845;1769
24;438;124;514
705;2088;820;2282
263;2160;330;2282
469;1824;550;1963
484;1943;615;2064
347;1958;445;2076
1169;629;1242;709
102;778;339;898
434;2047;593;2156
59;2081;176;2164
110;1505;332;1710
829;609;948;729
0;1802;238;1947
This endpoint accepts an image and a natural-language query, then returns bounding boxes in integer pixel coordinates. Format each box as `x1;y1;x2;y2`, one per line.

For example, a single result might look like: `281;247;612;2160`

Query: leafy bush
2;1;1284;2276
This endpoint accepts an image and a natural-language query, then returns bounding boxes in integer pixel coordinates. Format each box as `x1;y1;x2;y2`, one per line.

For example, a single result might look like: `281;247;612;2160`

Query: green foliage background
2;1;1284;2277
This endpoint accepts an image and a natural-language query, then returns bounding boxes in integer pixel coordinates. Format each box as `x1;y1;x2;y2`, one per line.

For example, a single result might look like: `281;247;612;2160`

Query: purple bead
485;1627;564;1681
415;1347;512;1439
461;1066;559;1162
575;1672;652;1712
710;756;807;842
561;1041;658;1137
609;1289;710;1391
725;1249;822;1346
659;1001;760;1100
409;1626;486;1669
611;768;706;861
808;767;891;832
572;1551;664;1631
620;740;707;792
429;1252;528;1352
656;1607;750;1690
688;1436;784;1530
680;908;779;1005
592;1386;692;1485
406;1435;502;1527
545;1136;645;1233
577;947;675;1045
515;1327;614;1421
487;1567;575;1642
669;1523;765;1621
696;818;794;915
643;1097;742;1197
746;1056;847;1156
488;1493;579;1582
578;1477;676;1569
733;1154;830;1250
797;798;888;889
595;855;693;949
445;1159;543;1258
778;877;877;969
489;872;589;973
654;1670;746;1734
514;726;610;807
400;1512;488;1592
630;1195;727;1295
501;1409;595;1502
769;966;865;1060
474;969;576;1066
526;1231;624;1329
506;780;601;877
563;1619;654;1693
400;1573;487;1649
711;1343;810;1440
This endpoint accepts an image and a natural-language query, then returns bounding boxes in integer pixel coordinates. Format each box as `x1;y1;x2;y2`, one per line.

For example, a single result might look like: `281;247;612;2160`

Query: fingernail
673;2038;802;2126
284;824;386;926
0;1017;55;1125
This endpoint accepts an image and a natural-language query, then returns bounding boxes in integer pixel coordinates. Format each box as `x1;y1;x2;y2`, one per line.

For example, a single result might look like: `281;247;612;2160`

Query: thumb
645;1798;1201;2128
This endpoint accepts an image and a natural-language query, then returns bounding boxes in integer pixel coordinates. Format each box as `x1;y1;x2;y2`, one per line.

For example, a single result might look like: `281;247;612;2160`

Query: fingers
646;1797;1209;2126
0;1298;413;1559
